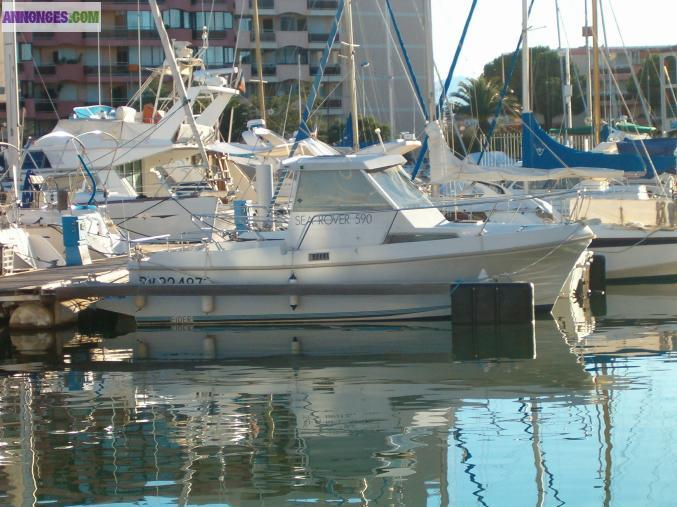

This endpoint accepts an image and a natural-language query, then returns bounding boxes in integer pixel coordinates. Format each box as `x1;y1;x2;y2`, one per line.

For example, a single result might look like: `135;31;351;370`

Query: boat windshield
293;169;391;211
368;166;433;209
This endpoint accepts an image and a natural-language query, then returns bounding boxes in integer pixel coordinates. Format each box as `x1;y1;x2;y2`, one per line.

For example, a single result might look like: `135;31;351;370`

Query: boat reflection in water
0;290;675;506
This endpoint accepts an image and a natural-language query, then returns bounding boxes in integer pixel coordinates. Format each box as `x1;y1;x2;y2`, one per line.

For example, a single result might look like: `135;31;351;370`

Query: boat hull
590;225;677;282
102;195;225;242
97;224;592;325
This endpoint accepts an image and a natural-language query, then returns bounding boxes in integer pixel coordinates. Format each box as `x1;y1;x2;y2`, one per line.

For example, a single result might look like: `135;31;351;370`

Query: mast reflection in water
0;285;675;506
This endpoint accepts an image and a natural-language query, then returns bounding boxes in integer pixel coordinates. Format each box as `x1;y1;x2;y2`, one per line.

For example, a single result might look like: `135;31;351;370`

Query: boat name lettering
138;276;205;285
295;213;373;226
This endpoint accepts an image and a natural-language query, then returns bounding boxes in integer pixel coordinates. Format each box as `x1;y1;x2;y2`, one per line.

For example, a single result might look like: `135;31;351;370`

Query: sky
431;0;677;84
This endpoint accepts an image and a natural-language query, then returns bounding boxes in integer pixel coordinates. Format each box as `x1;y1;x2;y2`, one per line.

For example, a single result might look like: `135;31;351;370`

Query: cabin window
368;166;433;209
293;169;390;212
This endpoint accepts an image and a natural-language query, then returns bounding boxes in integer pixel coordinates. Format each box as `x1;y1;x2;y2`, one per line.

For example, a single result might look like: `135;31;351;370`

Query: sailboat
427;0;676;283
0;10;125;269
16;38;240;243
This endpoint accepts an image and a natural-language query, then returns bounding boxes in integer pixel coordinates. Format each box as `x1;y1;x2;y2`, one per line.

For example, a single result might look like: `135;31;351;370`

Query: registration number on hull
137;276;205;285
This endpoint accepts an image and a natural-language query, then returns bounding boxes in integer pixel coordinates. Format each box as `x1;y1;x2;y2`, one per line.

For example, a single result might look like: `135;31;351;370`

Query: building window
237;49;251;64
205;47;224;66
276;46;307;65
19;43;32;61
56;48;80;64
224;47;235;64
280;16;306;31
194;12;233;31
205;47;236;67
127;11;154;30
130;46;164;66
162;9;187;28
237;16;252;31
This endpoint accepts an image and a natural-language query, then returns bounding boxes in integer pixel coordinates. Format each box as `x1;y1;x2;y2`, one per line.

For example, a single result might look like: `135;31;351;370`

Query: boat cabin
283;154;454;249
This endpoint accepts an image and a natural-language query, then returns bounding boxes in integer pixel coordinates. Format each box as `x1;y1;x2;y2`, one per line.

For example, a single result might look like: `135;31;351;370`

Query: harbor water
0;284;675;506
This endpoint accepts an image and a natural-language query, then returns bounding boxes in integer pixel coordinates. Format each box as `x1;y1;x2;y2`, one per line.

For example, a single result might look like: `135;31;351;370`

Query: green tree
323;116;391;145
626;54;663;121
483;46;585;130
451;76;519;133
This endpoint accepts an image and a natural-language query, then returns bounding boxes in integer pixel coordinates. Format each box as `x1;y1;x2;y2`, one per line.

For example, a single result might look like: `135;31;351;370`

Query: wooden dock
0;256;129;329
0;256;128;302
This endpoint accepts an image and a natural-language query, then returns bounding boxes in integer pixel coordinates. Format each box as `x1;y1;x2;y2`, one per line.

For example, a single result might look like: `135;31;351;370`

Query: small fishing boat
97;152;593;325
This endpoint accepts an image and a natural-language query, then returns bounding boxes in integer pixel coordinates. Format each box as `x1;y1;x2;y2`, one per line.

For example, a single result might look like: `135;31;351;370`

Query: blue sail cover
521;112;675;177
617;137;677;157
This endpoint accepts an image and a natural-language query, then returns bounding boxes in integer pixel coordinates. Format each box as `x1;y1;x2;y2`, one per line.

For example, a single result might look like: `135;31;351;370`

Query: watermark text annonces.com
2;2;101;32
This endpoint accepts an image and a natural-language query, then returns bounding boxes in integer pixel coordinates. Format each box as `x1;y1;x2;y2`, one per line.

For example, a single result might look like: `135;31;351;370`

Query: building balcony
249;31;277;48
308;32;339;47
84;63;145;77
276;0;307;14
307;0;338;14
32;32;84;45
249;0;276;13
109;0;164;4
44;63;86;81
276;30;308;47
309;64;340;78
252;64;277;76
24;98;81;119
83;29;158;40
193;29;229;40
36;65;56;76
276;63;309;80
320;98;341;109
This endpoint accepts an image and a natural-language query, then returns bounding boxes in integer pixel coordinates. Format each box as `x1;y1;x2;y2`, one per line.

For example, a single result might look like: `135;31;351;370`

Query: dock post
450;282;535;325
62;216;92;266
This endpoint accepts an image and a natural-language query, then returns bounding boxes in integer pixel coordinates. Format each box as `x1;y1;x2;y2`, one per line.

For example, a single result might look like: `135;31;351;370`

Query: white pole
97;32;102;105
298;52;302;124
386;8;395;140
660;55;667;135
137;0;142;110
3;0;21;200
521;0;530;112
565;48;573;132
345;0;360;151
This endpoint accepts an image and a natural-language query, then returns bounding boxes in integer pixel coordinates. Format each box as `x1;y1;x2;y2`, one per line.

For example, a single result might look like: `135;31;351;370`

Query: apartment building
569;44;677;128
234;0;434;140
3;0;433;141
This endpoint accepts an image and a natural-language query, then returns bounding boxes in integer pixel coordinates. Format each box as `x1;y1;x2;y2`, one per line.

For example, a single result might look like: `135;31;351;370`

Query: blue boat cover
521;112;675;177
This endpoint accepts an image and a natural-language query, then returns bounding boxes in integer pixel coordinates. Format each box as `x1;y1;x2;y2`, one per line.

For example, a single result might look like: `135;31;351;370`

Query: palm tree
451;76;520;134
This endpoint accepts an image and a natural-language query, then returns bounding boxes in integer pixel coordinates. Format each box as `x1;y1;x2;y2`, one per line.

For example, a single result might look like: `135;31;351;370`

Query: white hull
102;195;225;242
8;208;126;266
590;225;677;281
97;223;592;325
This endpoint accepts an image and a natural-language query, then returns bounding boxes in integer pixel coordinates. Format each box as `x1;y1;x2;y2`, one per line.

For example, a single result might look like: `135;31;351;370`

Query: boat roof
283;153;407;171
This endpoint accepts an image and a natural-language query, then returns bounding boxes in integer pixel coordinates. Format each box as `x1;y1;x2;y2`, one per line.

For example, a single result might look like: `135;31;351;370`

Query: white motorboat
16;40;239;243
97;153;593;325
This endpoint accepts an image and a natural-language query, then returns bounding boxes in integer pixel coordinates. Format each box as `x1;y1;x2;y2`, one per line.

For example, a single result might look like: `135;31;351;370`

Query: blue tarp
72;105;116;120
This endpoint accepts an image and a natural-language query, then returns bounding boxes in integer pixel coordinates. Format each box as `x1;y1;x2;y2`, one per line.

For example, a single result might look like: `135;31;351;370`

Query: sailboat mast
564;48;573;133
521;0;530;112
345;0;360;151
2;3;21;200
252;0;266;122
591;0;601;145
